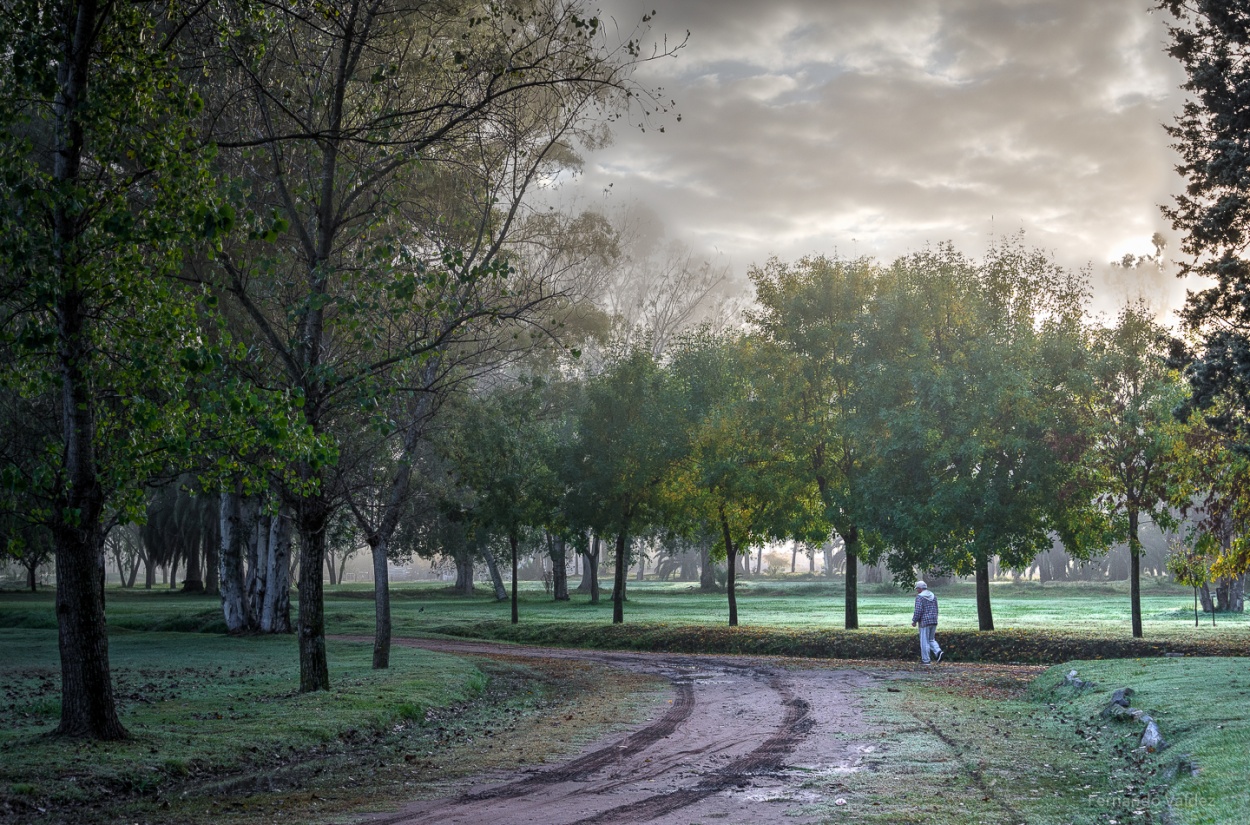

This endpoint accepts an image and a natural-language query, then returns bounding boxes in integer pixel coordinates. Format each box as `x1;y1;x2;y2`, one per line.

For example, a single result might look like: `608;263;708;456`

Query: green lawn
2;580;1248;824
3;576;1246;640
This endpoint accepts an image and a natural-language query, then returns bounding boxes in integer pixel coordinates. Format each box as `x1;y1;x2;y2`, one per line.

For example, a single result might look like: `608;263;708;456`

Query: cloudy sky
560;0;1193;317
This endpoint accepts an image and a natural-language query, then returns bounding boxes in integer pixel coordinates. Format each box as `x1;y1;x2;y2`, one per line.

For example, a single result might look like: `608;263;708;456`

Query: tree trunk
1129;508;1142;639
219;491;248;634
143;549;155;590
453;544;474;595
204;514;219;596
125;554;139;588
843;529;860;630
371;536;392;667
823;542;835;578
975;552;994;631
324;551;339;585
27;561;38;592
1228;574;1245;613
510;531;520;624
168;555;179;590
550;535;569;601
480;543;507;601
1199;581;1215;614
246;512;268;620
577;534;601;603
261;509;292;634
720;508;738;627
790;545;797;573
181;537;204;593
699;542;716;591
613;530;628;624
295;496;332;692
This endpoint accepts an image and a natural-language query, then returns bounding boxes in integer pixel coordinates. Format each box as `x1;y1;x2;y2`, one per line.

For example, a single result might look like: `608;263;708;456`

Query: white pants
918;625;941;663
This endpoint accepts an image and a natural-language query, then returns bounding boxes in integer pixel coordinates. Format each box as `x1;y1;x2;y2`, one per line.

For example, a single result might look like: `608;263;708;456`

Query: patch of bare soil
365;639;885;825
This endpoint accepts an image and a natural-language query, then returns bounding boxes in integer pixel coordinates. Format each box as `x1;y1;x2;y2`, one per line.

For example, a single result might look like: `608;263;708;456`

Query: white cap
915;580;927;590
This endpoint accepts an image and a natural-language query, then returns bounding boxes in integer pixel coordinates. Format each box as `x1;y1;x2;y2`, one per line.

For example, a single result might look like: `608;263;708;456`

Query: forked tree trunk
577;534;601;601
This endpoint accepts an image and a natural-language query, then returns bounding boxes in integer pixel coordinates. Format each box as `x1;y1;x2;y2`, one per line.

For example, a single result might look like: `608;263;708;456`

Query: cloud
571;0;1189;314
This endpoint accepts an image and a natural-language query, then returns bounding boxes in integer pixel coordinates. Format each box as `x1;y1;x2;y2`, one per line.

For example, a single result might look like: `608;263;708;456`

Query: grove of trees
3;0;1250;744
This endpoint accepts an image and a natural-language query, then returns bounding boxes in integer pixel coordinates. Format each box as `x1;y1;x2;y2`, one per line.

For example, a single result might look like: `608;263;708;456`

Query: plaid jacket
912;592;939;627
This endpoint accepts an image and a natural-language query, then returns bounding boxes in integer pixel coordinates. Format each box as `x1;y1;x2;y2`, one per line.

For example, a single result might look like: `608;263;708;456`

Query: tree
747;256;886;629
1167;537;1214;627
200;0;681;689
443;383;557;624
1159;1;1250;444
0;0;250;739
566;347;688;623
666;331;817;625
1173;415;1250;612
863;242;1107;630
1087;302;1190;638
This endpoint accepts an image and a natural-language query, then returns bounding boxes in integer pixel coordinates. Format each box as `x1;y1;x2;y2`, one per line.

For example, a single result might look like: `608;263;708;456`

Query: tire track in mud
462;679;696;800
569;674;812;825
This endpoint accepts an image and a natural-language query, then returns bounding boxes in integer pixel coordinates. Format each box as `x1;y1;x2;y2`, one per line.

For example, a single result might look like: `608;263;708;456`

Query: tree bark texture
510;532;520;624
453;545;474;594
261;509;292;634
550;535;569;601
246;512;268;621
613;531;628;624
577;535;601;601
1129;508;1143;639
371;536;392;667
218;491;249;634
843;530;859;630
46;0;126;741
699;542;716;591
296;495;332;692
480;542;507;601
719;508;737;627
975;553;994;631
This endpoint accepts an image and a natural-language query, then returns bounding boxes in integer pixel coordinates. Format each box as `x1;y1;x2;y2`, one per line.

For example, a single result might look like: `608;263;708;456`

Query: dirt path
363;638;884;825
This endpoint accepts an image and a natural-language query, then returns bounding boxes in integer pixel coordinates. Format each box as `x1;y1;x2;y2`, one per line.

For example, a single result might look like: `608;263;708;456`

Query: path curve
359;638;880;825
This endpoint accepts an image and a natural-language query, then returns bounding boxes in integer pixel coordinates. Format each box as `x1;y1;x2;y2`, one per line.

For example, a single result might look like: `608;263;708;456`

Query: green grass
810;657;1250;824
0;629;487;820
3;577;1246;641
1032;657;1250;825
1;582;1248;824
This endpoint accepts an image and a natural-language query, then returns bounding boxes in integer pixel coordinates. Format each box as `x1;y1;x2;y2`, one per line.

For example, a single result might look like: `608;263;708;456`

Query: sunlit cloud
573;0;1190;316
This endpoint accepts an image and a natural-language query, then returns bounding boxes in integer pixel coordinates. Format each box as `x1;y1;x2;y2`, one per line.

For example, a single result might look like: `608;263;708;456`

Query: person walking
911;580;943;665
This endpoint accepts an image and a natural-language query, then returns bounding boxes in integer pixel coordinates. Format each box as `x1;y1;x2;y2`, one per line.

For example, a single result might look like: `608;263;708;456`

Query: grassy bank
0;629;665;825
805;657;1250;824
